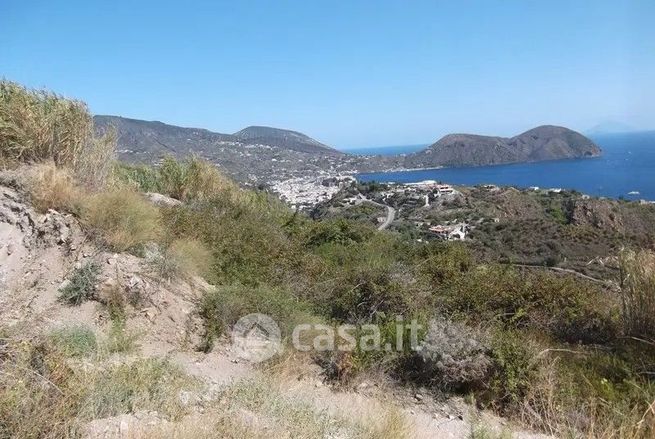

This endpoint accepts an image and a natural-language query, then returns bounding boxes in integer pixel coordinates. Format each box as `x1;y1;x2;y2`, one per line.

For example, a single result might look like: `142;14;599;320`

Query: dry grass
75;126;116;190
519;355;655;439
26;161;81;213
157;156;236;202
0;80;116;189
620;249;655;341
149;238;213;281
0;80;90;167
0;335;197;438
82;187;161;252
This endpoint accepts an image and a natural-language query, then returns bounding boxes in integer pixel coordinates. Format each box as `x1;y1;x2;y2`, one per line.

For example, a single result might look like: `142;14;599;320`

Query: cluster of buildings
428;223;469;240
376;180;458;207
272;175;356;210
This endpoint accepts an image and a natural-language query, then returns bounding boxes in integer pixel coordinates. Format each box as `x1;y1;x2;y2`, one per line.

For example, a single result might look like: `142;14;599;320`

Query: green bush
115;156;236;202
58;262;101;305
302;218;375;248
198;284;318;351
415;241;473;285
437;265;617;344
161;198;307;286
484;330;538;410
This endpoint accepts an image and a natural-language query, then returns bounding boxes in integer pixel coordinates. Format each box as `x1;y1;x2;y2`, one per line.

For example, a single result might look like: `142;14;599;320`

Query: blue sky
1;1;654;148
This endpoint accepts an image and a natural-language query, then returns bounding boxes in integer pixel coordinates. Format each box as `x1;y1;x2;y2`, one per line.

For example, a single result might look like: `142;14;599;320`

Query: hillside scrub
620;249;655;341
0;337;198;438
115;156;237;203
2;81;655;437
148;238;213;280
199;284;319;351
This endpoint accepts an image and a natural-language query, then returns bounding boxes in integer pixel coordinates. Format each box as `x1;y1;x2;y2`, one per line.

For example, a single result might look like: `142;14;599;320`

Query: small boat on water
628;191;640;195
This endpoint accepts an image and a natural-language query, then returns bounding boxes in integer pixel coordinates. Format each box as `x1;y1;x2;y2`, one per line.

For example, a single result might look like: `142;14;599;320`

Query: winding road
353;194;396;230
377;205;396;230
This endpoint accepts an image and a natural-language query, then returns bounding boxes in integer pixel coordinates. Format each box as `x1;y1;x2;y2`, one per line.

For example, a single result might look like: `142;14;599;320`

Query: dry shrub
416;317;491;391
158;156;235;202
82;188;161;252
157;239;212;280
620;249;655;341
26;162;81;213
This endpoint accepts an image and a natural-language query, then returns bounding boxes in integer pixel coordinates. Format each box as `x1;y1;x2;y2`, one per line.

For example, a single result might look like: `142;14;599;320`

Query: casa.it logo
231;313;282;363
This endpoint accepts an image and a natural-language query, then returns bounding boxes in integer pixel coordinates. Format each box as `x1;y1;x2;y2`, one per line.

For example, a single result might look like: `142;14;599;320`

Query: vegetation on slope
2;80;655;438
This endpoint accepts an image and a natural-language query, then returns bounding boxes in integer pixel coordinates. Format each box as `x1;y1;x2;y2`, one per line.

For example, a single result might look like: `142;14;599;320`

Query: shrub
115;156;235;202
26;162;80;213
82;188;161;252
619;249;655;341
112;162;161;192
48;326;97;357
485;330;539;411
198;284;317;351
148;239;212;280
303;218;375;248
414;318;491;391
160;198;306;286
322;261;422;323
58;261;101;305
437;265;616;344
416;241;473;285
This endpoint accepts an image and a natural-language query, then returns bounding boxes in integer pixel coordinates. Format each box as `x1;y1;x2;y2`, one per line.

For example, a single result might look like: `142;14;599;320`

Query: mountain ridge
94;116;602;183
404;125;601;168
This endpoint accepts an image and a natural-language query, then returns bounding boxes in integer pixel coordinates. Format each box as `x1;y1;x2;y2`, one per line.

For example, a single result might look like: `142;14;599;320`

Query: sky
1;1;654;148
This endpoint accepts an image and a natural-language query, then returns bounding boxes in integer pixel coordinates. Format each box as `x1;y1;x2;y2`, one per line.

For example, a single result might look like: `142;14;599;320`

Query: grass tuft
82;187;161;252
58;261;101;305
48;325;98;358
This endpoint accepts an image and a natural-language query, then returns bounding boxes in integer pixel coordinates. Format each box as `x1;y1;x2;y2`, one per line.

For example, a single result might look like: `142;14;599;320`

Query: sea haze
356;131;655;201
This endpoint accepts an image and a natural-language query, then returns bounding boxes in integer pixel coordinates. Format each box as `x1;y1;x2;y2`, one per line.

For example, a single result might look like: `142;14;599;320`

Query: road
353;194;396;230
377;205;396;230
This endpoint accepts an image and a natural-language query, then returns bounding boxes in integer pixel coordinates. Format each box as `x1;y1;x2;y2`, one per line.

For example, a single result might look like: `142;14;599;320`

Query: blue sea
356;131;655;201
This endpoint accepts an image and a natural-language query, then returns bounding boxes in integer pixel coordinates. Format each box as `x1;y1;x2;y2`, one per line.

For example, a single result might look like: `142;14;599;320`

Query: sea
352;131;655;201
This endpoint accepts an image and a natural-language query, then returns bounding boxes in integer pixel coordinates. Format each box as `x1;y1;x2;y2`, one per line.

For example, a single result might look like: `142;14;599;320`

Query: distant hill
94;116;235;156
586;121;636;135
404;125;601;168
93;115;350;184
94;116;602;183
233;126;342;155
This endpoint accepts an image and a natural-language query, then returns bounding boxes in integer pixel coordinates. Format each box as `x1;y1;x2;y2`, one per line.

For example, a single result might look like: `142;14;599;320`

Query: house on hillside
429;223;469;240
